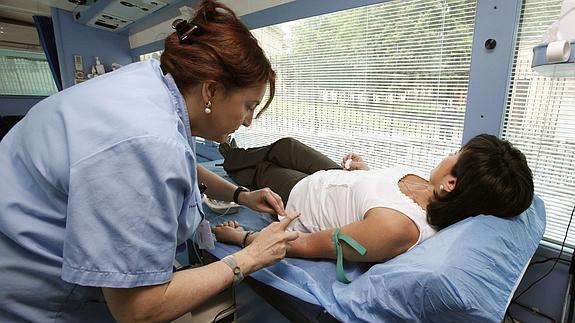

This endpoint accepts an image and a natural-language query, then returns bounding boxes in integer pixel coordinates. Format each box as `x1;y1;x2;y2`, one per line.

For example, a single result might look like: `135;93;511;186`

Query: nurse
0;0;299;321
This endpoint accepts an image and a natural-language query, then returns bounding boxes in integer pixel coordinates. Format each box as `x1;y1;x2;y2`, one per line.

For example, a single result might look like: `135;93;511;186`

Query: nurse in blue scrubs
0;1;299;321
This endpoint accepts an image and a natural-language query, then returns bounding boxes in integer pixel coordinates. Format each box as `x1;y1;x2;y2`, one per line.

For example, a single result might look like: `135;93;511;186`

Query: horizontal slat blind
238;0;476;175
0;50;57;96
503;0;575;246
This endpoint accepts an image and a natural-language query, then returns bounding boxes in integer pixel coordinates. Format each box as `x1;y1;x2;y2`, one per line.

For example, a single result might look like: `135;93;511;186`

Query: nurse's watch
221;255;243;286
233;186;249;204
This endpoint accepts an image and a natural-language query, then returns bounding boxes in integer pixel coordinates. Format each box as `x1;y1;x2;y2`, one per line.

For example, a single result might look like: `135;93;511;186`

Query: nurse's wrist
233;248;259;274
233;186;249;205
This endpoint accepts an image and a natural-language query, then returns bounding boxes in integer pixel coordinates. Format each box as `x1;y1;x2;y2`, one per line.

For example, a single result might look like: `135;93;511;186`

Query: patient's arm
214;208;419;263
235;208;419;263
286;208;419;262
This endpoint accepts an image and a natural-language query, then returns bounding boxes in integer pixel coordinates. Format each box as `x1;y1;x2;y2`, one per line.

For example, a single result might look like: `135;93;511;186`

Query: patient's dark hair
160;0;275;117
427;134;534;230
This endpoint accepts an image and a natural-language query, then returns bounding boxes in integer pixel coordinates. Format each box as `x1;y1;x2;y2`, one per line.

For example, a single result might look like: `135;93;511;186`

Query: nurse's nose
242;111;253;127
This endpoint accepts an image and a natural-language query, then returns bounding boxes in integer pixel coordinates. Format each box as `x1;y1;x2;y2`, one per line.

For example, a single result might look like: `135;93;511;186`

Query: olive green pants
221;137;340;204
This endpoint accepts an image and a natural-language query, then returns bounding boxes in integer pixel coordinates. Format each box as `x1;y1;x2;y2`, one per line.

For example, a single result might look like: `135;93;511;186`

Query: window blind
239;0;476;175
503;0;575;247
140;51;162;62
0;50;57;96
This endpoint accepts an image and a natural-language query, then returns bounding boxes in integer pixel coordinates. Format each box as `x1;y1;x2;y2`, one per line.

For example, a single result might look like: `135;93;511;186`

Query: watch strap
233;186;249;204
221;255;243;285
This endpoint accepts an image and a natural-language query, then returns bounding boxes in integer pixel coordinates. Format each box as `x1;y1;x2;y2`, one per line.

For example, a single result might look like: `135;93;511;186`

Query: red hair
161;0;275;117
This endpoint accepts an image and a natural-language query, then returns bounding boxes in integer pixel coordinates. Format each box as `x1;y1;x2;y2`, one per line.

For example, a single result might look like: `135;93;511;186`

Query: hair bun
198;0;218;22
193;0;237;25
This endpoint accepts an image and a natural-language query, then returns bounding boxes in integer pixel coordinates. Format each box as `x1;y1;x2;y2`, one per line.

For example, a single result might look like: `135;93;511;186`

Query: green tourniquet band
331;228;367;284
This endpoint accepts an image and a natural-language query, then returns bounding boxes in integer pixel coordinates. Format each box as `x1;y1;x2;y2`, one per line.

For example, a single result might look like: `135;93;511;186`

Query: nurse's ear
201;81;218;103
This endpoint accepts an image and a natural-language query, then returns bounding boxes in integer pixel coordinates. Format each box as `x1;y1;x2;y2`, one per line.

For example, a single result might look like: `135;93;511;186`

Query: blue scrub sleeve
62;136;194;288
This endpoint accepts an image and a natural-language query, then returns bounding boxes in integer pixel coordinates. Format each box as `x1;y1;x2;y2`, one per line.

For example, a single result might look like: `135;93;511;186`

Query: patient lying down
212;135;533;282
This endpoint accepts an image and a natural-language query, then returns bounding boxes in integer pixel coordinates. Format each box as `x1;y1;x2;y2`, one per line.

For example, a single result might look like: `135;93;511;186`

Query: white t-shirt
282;165;437;247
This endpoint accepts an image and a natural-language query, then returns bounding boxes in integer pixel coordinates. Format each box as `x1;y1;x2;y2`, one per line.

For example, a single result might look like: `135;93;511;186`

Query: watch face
233;267;241;275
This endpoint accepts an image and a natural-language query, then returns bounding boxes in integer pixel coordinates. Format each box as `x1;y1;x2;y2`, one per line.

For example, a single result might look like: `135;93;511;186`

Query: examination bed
199;159;546;322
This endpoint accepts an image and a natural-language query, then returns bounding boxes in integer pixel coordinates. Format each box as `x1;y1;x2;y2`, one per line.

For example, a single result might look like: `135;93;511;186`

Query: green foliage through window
237;0;476;175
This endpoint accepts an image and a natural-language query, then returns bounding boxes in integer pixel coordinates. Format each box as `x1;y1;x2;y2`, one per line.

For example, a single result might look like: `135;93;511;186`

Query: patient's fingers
217;221;241;228
340;153;351;167
341;153;359;169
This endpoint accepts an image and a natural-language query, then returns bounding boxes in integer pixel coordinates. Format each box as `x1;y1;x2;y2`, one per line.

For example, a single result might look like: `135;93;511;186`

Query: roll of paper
344;159;352;170
546;40;571;63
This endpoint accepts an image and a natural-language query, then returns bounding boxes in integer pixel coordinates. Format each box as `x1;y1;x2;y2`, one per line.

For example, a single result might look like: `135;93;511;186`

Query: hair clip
172;19;200;43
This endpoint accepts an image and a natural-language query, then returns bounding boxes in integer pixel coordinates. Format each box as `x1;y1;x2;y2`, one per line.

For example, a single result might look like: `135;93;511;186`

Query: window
139;51;162;62
0;49;57;96
239;0;477;175
503;0;575;247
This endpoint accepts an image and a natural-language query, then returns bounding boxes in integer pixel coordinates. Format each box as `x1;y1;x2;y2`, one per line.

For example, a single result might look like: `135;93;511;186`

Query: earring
204;101;212;114
439;184;444;191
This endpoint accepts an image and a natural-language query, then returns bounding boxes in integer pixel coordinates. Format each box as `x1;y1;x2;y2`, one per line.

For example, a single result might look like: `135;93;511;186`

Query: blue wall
463;0;522;143
51;8;133;89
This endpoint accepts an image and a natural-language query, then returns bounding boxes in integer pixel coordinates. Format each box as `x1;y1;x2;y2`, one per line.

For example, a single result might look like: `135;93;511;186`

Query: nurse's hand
234;212;300;271
238;187;286;216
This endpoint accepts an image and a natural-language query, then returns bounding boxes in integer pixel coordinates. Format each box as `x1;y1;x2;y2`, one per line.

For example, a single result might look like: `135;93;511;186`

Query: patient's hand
212;220;246;246
341;153;370;171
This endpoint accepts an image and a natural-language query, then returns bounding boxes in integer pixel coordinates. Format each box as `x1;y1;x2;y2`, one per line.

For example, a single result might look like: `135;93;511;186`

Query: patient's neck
399;176;434;210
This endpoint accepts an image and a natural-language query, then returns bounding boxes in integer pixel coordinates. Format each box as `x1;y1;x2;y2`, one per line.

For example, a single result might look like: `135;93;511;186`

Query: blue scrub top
0;59;203;322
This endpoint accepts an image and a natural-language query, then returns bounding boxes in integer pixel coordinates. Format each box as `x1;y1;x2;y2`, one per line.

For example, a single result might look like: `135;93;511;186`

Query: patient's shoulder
365;207;419;227
364;207;419;249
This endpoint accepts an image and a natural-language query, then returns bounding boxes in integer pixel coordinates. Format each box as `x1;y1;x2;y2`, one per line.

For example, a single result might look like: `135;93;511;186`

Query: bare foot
212;220;246;246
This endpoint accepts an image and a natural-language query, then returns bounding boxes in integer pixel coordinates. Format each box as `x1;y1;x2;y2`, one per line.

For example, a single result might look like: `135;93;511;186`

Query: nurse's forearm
244;231;335;259
103;248;257;323
196;164;237;201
